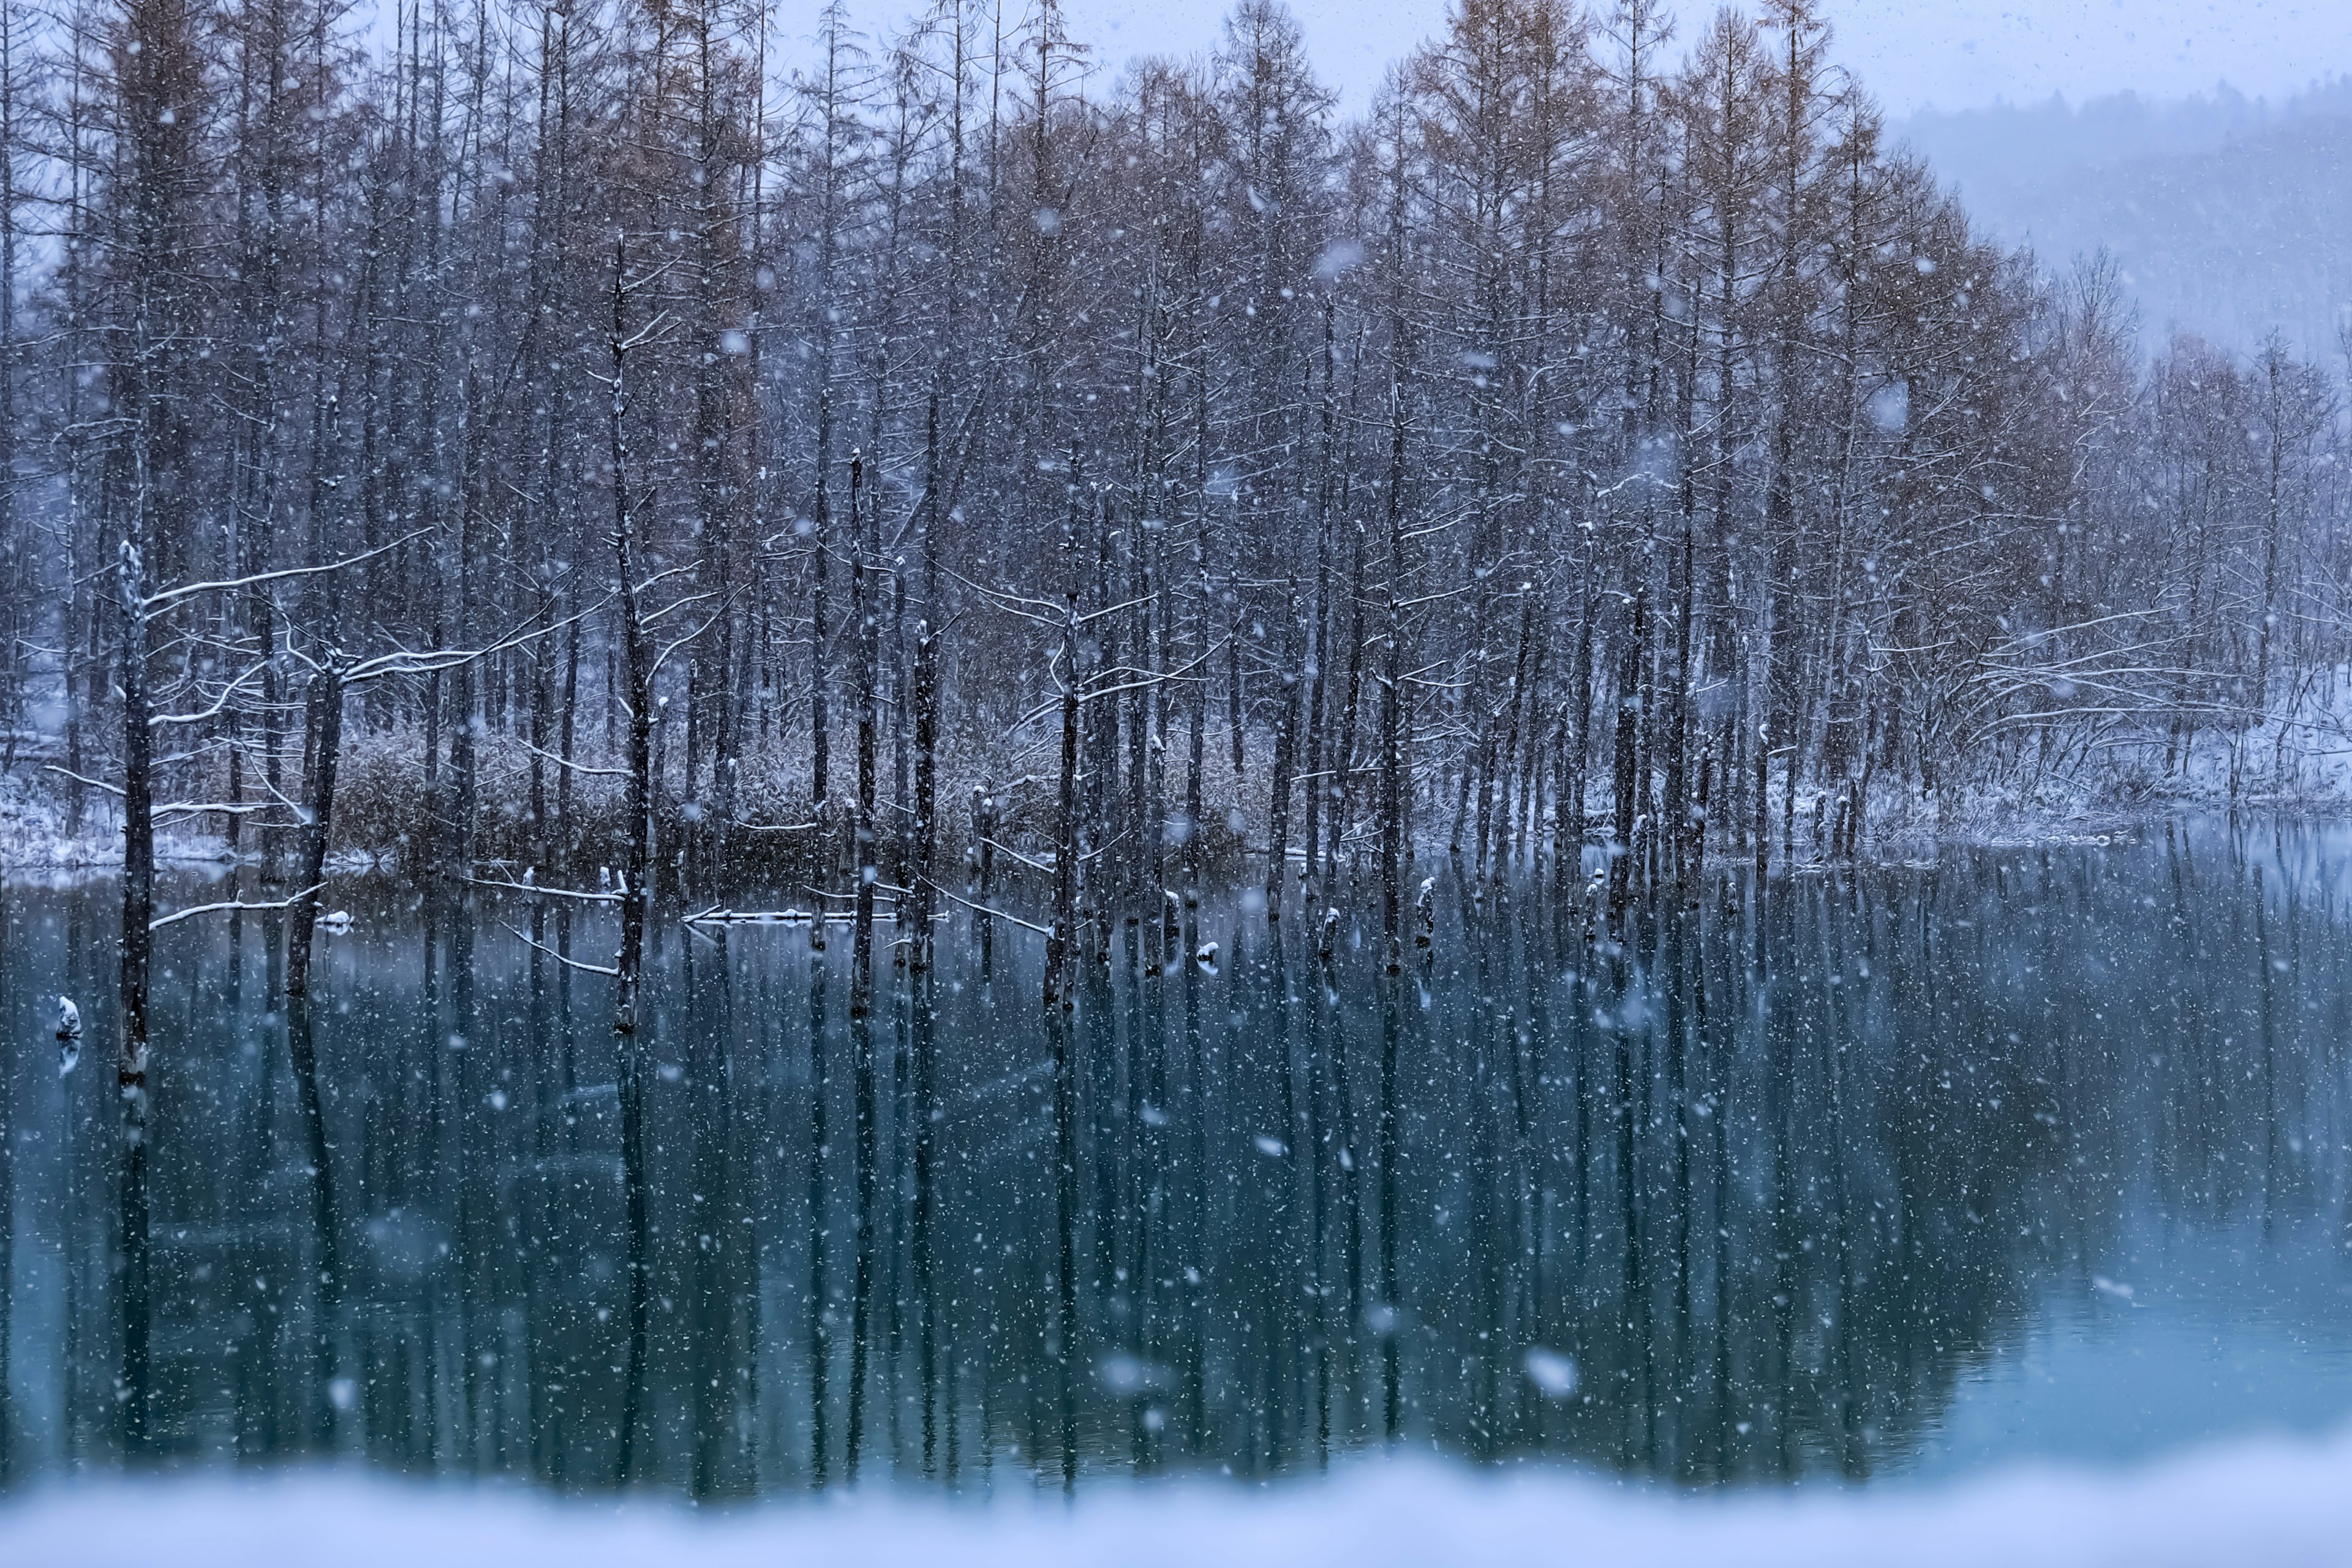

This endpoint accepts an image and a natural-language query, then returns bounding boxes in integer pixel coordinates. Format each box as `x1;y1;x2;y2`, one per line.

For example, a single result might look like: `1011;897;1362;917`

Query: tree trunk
1610;590;1646;917
1048;524;1082;1010
115;541;154;1453
1265;587;1300;920
285;662;345;997
851;450;878;1016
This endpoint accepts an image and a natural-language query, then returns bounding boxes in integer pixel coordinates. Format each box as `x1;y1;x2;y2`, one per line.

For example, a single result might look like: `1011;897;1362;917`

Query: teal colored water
4;820;2351;1494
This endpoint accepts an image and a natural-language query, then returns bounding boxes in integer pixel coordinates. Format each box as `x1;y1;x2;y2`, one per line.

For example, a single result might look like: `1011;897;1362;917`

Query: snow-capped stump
1319;905;1341;960
56;995;82;1077
1194;940;1220;974
1415;876;1436;948
317;909;353;933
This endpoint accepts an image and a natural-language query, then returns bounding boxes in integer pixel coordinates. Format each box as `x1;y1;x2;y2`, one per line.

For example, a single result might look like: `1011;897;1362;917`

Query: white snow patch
11;1431;2352;1566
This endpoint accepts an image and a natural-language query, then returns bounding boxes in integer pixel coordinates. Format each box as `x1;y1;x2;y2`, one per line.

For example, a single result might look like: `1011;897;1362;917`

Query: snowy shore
8;1428;2352;1568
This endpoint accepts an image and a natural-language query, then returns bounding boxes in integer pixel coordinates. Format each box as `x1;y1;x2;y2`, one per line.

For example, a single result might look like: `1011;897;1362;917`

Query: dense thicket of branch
4;0;2350;921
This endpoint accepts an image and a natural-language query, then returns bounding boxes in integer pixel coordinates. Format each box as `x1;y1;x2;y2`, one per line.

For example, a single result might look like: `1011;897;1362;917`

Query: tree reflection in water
5;820;2352;1494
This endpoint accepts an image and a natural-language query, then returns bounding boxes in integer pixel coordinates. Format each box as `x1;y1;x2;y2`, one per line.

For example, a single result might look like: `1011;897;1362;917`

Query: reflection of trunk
287;995;344;1444
0;913;9;1455
1125;933;1157;1468
286;663;345;996
685;930;736;1498
912;967;939;1470
1086;957;1119;1303
615;1056;649;1482
1329;957;1361;1399
805;954;831;1487
1663;913;1692;1435
845;1003;876;1478
1705;911;1735;1474
1051;1006;1079;1493
1614;933;1648;1468
1765;892;1798;1474
118;1120;151;1455
1377;975;1401;1437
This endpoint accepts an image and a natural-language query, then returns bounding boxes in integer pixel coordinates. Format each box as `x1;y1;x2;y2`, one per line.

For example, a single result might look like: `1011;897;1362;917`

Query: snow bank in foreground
10;1430;2352;1568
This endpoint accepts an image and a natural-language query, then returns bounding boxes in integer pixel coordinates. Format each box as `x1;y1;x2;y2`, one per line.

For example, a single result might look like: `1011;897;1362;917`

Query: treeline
1;0;2350;949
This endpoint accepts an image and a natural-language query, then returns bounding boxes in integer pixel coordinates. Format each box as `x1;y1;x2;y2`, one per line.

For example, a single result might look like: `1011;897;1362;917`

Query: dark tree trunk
285;662;345;997
1379;371;1409;974
1610;589;1646;917
1049;520;1082;1011
116;543;154;1452
851;451;877;1017
1265;587;1300;921
606;242;655;1483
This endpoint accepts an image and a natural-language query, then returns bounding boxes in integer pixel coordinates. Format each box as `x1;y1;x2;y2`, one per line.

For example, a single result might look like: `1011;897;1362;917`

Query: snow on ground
0;769;113;873
0;765;241;876
9;1429;2352;1568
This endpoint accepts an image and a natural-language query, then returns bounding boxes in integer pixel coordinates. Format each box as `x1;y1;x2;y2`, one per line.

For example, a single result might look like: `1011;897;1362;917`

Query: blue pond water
3;818;2351;1494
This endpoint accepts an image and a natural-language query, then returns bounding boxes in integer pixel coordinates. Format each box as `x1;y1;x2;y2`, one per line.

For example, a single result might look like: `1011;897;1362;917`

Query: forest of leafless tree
2;0;2350;962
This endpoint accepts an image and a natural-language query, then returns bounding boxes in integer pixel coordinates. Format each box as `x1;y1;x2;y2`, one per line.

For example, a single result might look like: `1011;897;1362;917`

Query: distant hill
1897;81;2352;360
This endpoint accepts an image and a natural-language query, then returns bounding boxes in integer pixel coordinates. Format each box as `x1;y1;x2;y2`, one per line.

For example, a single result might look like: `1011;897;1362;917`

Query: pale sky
821;0;2352;116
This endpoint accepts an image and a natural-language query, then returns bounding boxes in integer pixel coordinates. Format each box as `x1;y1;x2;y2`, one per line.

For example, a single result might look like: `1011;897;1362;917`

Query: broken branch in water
150;882;328;932
499;922;619;976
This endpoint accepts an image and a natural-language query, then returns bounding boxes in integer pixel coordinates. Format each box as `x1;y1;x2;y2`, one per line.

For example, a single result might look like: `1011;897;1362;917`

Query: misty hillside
1900;81;2352;357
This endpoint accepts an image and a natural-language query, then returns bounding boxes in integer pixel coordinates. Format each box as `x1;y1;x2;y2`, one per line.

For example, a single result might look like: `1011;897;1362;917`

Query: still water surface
4;820;2352;1495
